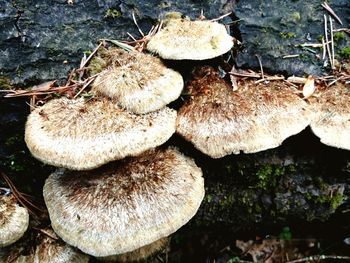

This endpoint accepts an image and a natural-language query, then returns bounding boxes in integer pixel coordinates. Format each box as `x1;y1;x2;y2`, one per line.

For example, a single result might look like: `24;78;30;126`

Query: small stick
32;227;59;240
327;75;344;86
283;54;299;59
132;12;144;37
322;2;343;25
254;76;285;84
300;42;330;48
229;72;261;78
127;32;137;41
80;42;103;70
329;16;335;69
255;54;264;79
210;12;232;22
321;37;326;60
73;75;97;99
287;76;308;84
324;15;333;68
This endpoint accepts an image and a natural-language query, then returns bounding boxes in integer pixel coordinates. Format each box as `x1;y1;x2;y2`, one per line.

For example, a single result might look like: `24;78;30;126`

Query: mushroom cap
91;48;184;114
34;229;89;263
147;18;233;60
25;97;177;170
43;148;204;257
310;83;350;150
176;67;311;158
98;237;168;262
0;194;29;247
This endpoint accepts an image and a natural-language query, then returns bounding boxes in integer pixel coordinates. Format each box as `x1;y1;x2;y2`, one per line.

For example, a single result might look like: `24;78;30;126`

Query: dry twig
322;2;343;25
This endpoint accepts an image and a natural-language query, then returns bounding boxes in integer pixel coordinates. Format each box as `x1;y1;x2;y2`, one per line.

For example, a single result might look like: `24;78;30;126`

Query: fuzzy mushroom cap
34;229;89;263
147;18;233;60
25;97;177;170
310;83;350;150
91;48;183;114
98;237;168;262
43;148;204;257
0;195;29;247
176;67;311;158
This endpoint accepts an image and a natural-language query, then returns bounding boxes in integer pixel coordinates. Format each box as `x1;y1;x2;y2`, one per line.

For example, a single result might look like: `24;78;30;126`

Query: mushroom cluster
16;12;349;262
21;13;237;262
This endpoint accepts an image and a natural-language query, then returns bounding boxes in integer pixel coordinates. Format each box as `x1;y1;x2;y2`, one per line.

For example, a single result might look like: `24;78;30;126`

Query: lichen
105;8;121;18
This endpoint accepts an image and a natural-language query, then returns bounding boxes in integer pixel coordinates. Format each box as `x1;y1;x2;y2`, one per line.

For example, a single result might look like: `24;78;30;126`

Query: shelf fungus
310;83;350;150
33;229;90;263
176;67;311;158
91;48;184;114
25;97;177;170
98;237;168;262
0;193;29;247
43;148;204;257
147;16;233;60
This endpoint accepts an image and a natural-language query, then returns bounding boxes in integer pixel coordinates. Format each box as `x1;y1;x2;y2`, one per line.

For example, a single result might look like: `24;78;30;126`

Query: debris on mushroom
91;48;184;114
0;193;29;248
176;67;311;158
34;228;90;263
147;15;233;60
25;97;177;170
43;148;204;257
310;82;350;150
98;237;169;262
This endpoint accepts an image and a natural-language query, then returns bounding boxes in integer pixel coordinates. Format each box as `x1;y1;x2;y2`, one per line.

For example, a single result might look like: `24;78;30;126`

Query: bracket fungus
33;229;90;263
0;194;29;248
43;148;204;257
310;83;350;150
91;48;184;114
176;67;311;158
147;16;233;60
25;97;177;170
98;237;168;262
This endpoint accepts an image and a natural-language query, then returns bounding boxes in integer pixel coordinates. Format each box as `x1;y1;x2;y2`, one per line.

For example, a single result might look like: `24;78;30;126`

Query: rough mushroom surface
147;18;233;60
43;148;204;257
34;229;90;263
98;237;168;262
310;83;350;150
91;48;183;114
0;194;29;247
176;67;312;158
25;97;177;170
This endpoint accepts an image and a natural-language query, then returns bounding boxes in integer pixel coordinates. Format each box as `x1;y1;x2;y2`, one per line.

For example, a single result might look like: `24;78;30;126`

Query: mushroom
25;97;177;170
0;193;29;247
98;237;168;262
43;147;204;257
147;16;233;60
0;228;90;263
91;48;184;114
176;67;311;158
34;229;90;263
310;83;350;150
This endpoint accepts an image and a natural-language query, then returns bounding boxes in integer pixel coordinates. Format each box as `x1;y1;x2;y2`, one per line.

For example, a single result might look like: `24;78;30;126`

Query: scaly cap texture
43;148;204;257
34;229;90;263
310;83;350;150
147;18;233;60
176;67;311;158
25;97;177;170
0;195;29;247
91;48;183;114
